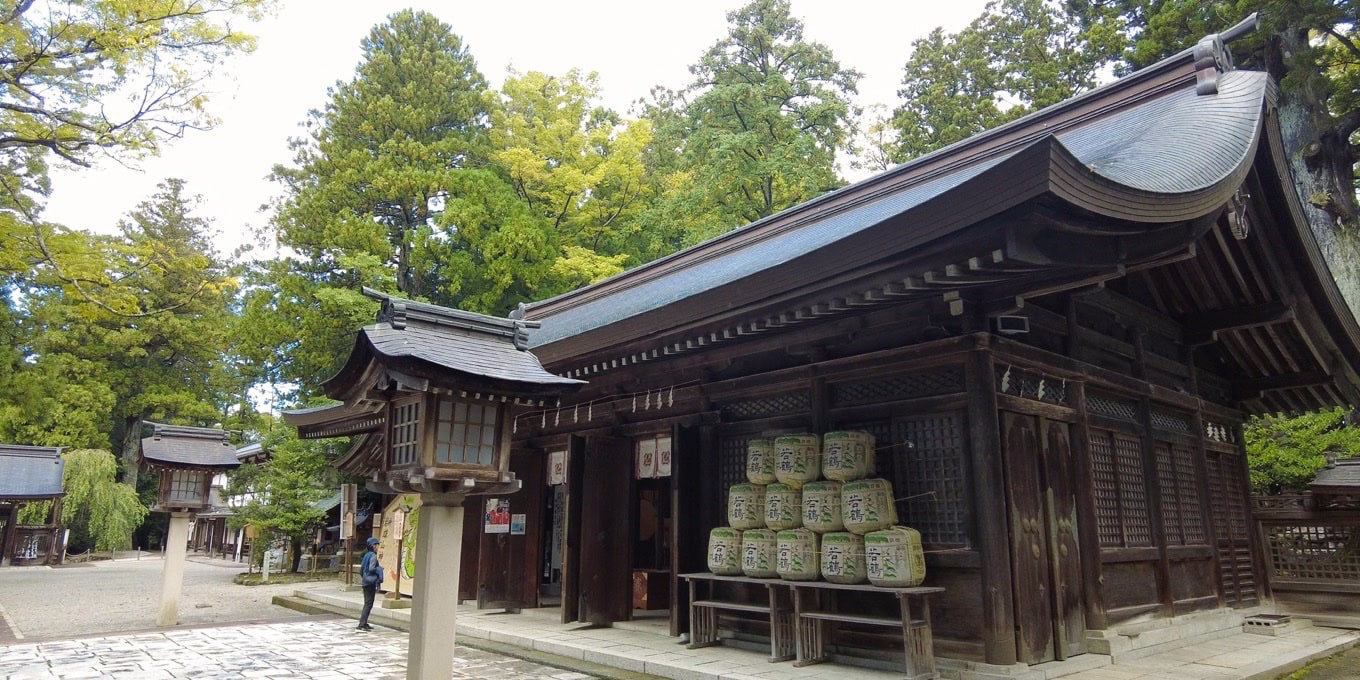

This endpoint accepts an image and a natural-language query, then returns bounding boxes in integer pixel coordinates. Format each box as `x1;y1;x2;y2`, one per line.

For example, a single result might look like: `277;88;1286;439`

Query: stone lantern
139;424;240;625
283;290;582;680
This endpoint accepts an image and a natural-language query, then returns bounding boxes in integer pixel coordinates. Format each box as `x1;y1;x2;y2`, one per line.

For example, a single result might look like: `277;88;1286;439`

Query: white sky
43;0;993;257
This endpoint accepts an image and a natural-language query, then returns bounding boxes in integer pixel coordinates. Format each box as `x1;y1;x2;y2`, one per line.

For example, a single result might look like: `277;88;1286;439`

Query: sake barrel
746;438;777;485
865;526;927;587
775;528;821;581
820;532;868;584
765;483;803;530
802;480;844;533
728;483;767;530
822;430;876;482
842;478;899;535
707;527;743;575
774;433;821;488
741;528;779;578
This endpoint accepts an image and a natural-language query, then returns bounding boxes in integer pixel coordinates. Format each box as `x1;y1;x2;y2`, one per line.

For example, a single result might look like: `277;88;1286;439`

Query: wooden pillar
1136;396;1172;617
407;496;465;680
560;434;585;624
1;503;18;566
965;347;1017;665
1188;408;1223;608
1068;380;1108;630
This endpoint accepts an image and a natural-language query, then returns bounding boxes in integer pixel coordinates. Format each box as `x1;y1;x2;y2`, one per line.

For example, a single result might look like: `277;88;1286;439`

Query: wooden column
1068;380;1108;630
1;503;18;566
1136;396;1172;617
965;347;1017;665
1187;409;1223;608
560;434;586;624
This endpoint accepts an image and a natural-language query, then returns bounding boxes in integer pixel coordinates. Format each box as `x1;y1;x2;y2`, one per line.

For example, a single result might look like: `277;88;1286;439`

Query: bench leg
688;605;720;649
899;593;936;679
770;609;795;662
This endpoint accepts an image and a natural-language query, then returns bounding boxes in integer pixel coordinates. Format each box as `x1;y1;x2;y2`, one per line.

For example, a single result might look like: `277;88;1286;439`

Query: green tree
226;429;338;572
0;0;267;303
644;0;861;245
1245;407;1360;494
53;449;149;553
6;179;237;485
490;69;650;287
892;0;1124;159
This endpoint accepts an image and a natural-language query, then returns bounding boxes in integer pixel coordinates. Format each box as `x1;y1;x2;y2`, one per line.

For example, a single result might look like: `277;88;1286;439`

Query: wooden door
1002;412;1086;665
577;436;633;625
1043;419;1086;658
1207;452;1259;607
476;450;543;609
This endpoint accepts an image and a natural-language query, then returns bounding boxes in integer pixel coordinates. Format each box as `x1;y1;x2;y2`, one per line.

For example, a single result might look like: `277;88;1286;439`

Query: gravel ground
0;555;326;640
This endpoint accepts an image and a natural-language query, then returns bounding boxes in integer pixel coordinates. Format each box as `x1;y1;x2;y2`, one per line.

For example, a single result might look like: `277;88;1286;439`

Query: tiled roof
140;424;240;469
523;69;1269;349
0;445;64;500
1311;459;1360;491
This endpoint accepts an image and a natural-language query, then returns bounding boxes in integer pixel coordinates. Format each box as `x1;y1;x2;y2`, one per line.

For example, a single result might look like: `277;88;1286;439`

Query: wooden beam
1233;370;1332;396
1185;301;1294;344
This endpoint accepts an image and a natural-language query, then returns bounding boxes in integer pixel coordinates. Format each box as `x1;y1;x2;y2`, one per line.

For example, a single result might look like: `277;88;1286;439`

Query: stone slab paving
0;619;598;680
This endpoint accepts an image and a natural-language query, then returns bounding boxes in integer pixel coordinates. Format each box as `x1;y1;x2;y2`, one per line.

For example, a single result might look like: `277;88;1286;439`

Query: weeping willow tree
24;449;150;552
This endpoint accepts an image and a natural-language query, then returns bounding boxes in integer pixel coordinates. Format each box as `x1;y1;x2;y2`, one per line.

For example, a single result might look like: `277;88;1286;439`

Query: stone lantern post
284;290;583;680
139;424;240;626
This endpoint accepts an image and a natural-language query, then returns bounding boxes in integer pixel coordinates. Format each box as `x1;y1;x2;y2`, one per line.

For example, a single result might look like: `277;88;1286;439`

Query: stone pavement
290;587;1360;680
0;618;602;680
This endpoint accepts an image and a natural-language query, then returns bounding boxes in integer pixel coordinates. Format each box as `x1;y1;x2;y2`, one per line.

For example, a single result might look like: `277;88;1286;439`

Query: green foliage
490;69;653;284
643;0;861;245
0;179;238;477
58;449;149;552
226;429;337;547
1244;408;1360;494
892;0;1123;160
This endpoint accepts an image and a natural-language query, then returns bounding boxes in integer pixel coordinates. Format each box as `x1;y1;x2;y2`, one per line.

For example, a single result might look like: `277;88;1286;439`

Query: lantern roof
0;445;65;501
1310;458;1360;496
318;289;583;404
139;423;240;471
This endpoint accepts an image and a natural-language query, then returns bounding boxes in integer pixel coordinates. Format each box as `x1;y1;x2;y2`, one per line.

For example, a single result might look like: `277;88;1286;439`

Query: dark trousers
359;584;377;626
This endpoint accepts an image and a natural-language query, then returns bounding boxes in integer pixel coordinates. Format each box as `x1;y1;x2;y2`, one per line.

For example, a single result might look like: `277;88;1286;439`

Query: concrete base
381;597;412;610
1085;606;1266;660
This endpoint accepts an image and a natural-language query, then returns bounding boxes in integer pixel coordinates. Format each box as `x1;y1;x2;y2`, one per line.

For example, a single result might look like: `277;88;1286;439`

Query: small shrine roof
0;445;64;501
139;424;240;470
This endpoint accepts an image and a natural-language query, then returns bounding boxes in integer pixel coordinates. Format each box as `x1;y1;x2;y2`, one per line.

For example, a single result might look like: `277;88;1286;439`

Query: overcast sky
42;0;993;256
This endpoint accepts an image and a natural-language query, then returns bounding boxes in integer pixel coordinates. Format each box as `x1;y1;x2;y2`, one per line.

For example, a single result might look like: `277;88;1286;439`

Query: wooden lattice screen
1155;443;1206;545
1090;428;1152;548
1261;522;1360;584
1207;451;1259;607
717;435;748;518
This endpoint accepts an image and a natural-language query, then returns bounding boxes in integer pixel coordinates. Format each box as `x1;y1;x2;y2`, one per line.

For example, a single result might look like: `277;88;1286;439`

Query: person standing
357;536;383;631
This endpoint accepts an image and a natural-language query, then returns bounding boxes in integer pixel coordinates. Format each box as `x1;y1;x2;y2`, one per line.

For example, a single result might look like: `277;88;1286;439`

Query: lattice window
1156;443;1205;545
720;393;810;420
389;397;422;467
994;364;1069;405
1175;446;1206;544
1263;524;1360;582
830;367;965;407
893;413;970;547
1090;428;1152;547
718;435;748;517
166;469;205;504
433;398;498;466
1087;392;1138;422
1150;409;1191;434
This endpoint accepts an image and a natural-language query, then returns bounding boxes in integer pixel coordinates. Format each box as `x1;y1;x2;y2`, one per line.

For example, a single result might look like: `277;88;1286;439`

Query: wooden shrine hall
0;445;65;566
289;19;1360;676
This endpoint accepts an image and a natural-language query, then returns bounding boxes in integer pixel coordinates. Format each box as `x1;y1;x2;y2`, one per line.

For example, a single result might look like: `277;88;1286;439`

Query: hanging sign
636;438;658;479
548;450;567;486
656;436;673;477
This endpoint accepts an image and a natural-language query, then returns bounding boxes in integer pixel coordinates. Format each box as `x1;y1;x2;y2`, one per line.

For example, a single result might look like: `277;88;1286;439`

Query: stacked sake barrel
707;430;926;588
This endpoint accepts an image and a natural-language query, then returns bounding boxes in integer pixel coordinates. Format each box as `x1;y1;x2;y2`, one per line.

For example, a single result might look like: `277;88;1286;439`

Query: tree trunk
1266;28;1360;319
119;415;144;487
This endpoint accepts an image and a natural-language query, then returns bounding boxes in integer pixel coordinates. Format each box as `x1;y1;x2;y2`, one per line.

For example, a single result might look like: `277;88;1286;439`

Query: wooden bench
788;580;944;679
681;573;795;662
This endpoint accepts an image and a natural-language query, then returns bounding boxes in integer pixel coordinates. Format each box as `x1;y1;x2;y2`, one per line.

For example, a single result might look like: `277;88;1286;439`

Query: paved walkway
292;586;1360;680
0;619;601;680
